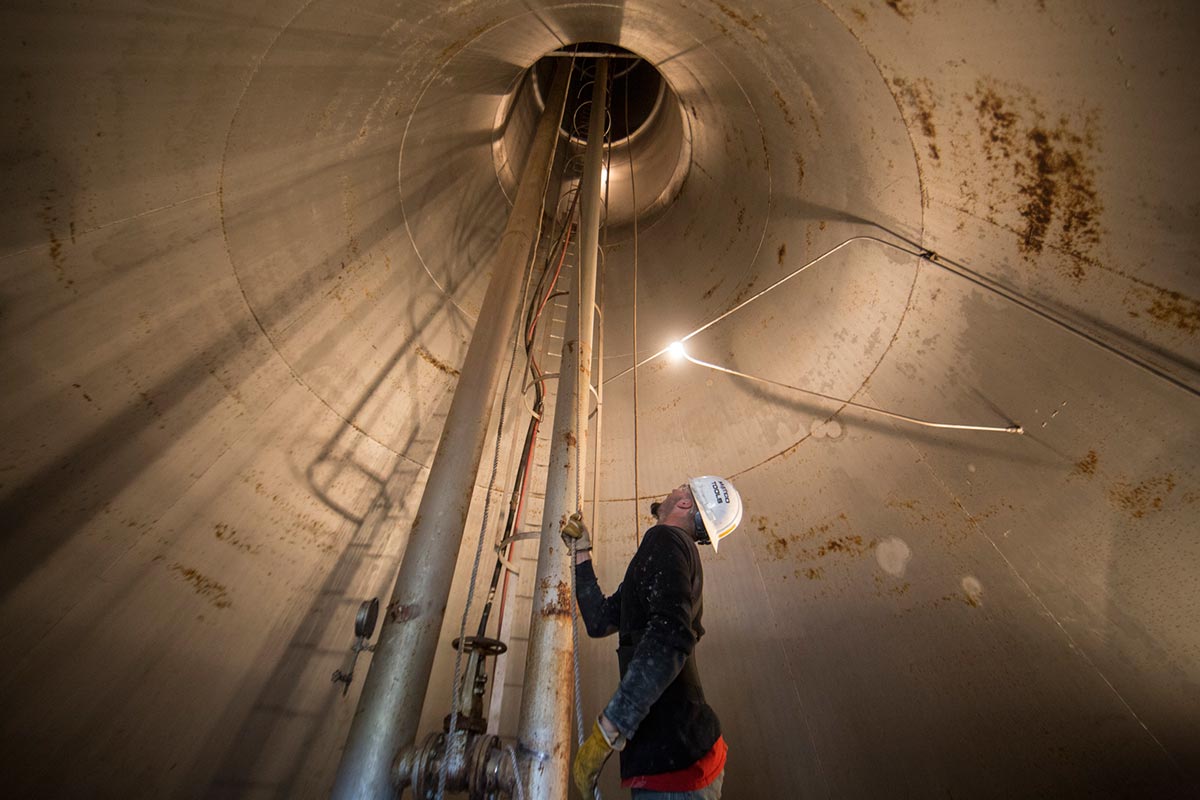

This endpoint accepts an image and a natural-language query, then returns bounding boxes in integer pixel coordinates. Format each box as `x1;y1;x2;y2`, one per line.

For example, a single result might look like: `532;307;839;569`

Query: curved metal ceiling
1;1;1197;797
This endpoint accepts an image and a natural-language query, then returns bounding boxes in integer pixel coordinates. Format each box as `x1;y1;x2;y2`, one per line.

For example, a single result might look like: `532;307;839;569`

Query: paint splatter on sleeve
575;559;621;637
603;534;697;738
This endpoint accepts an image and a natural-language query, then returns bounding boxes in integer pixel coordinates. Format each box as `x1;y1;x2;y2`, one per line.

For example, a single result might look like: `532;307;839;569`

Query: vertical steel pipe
331;62;572;800
516;58;608;799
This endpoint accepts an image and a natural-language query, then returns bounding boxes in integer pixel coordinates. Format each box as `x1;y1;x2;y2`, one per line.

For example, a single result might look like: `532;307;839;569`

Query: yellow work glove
560;511;592;551
572;720;614;798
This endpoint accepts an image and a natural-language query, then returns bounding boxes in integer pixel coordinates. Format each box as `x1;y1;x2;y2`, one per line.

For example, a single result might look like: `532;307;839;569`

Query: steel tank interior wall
1;1;1198;797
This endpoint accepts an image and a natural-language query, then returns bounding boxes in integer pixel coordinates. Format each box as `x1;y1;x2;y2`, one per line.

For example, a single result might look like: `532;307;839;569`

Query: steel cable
625;59;642;547
605;234;1199;399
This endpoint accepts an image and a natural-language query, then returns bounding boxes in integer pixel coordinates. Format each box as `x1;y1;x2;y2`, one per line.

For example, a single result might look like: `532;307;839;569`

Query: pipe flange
411;732;444;800
467;734;502;800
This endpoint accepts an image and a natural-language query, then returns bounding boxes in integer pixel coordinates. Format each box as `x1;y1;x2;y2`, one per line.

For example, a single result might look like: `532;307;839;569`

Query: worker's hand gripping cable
561;511;592;552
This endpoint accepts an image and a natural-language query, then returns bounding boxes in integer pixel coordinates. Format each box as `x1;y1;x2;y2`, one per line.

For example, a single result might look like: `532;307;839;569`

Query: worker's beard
656;496;676;521
656;495;697;537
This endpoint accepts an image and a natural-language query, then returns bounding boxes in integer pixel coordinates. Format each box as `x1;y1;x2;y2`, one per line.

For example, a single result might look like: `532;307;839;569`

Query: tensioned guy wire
679;351;1022;434
605;234;1199;399
605;235;1021;435
626;61;643;543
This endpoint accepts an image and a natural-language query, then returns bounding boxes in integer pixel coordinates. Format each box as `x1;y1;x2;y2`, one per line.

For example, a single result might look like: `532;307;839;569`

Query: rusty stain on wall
889;76;939;161
969;80;1103;281
438;18;499;63
959;82;1195;328
1108;474;1176;519
169;563;231;609
713;2;768;43
772;89;797;129
214;522;260;555
245;470;338;554
815;534;868;558
39;190;76;292
1072;449;1099;477
767;536;790;560
793;151;805;186
1124;281;1200;334
756;512;873;564
415;345;460;376
884;0;912;21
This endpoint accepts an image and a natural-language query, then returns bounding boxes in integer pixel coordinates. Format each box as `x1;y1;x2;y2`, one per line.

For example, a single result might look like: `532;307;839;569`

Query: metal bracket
331;598;380;696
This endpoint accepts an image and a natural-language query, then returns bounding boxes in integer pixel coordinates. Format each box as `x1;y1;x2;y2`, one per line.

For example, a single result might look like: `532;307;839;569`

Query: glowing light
667;341;686;360
600;166;608;186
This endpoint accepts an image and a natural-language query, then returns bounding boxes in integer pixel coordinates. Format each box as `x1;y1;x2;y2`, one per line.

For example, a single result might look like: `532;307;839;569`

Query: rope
504;744;527;800
626;62;642;546
571;172;587;747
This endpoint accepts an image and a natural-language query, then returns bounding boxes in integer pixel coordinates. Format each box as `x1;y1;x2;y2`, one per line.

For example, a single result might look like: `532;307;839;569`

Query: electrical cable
436;55;575;800
494;194;582;648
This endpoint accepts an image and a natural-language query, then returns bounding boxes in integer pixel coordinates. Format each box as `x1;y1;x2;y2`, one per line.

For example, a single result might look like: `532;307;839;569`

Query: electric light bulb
668;341;686;360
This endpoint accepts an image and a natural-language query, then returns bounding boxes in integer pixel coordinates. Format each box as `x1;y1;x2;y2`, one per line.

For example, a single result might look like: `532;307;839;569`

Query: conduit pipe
516;58;608;798
331;61;572;800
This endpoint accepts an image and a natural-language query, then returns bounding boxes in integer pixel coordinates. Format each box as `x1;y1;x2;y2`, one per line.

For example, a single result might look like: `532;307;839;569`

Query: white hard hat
687;476;743;552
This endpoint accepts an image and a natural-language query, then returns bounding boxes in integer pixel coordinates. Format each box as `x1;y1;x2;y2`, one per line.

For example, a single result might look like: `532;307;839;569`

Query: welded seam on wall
890;401;1191;783
216;0;431;471
398;11;552;324
594;2;921;431
0;191;219;263
606;0;927;500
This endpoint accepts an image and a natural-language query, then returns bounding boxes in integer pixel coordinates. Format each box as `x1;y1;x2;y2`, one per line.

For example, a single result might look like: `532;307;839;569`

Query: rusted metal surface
1;1;1197;798
516;56;609;800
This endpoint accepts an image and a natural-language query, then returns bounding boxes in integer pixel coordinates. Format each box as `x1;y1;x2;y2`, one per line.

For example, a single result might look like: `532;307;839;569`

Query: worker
562;476;743;798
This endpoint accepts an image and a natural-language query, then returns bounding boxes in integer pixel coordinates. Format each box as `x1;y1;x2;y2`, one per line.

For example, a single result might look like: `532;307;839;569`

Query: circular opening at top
534;42;665;144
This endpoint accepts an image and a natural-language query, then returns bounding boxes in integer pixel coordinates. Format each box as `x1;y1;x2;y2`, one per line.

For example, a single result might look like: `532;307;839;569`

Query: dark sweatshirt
575;524;721;779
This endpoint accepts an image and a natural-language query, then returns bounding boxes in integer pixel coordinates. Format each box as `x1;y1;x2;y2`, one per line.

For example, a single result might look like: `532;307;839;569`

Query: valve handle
451;635;508;657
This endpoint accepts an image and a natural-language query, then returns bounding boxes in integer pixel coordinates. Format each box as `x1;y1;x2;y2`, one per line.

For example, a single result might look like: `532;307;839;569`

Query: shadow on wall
955;285;1200;793
200;157;516;795
0;151;414;605
200;428;424;799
